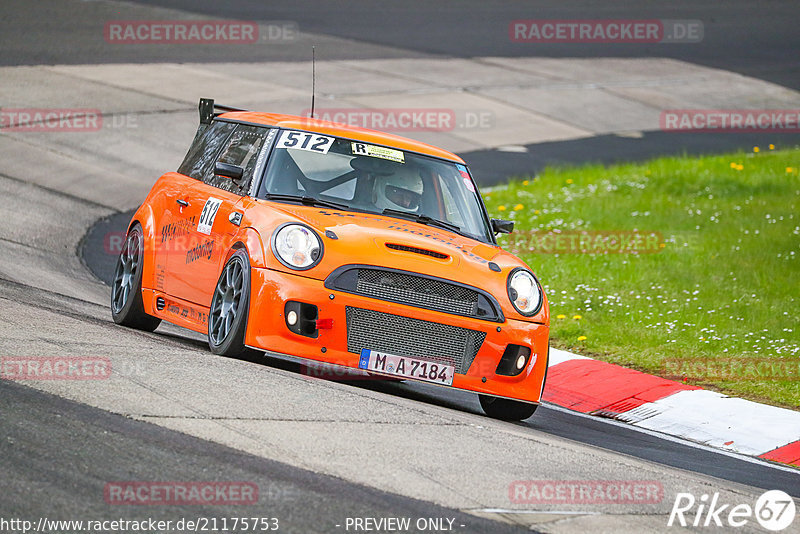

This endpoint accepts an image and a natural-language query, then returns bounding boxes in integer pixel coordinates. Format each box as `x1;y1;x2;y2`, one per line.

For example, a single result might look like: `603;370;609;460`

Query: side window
438;174;466;228
177;121;237;180
435;171;487;240
205;125;270;195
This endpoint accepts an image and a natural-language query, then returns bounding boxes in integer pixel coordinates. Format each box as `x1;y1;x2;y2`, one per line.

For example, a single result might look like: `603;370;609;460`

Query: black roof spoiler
199;98;247;124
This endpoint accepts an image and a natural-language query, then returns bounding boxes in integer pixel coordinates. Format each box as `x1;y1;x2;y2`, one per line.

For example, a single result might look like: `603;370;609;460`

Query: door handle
176;199;189;207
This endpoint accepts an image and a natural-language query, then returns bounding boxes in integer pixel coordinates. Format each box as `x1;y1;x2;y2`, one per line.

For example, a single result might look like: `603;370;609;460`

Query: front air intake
345;306;486;374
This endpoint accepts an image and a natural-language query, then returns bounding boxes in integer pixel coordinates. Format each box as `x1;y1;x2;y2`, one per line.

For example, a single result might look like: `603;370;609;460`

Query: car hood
260;202;511;268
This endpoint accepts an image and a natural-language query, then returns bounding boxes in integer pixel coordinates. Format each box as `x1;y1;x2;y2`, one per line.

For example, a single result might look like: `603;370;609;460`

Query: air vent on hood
385;243;448;260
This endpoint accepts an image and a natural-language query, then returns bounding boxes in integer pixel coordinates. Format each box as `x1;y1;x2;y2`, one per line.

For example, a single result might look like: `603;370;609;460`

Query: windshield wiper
263;193;350;211
381;208;462;235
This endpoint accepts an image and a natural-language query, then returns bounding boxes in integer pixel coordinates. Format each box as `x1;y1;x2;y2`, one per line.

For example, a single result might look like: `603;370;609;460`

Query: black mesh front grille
325;266;503;322
356;269;478;316
345;307;486;374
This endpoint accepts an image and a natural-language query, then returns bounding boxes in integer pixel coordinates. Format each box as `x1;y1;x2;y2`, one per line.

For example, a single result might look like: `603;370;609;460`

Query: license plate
358;349;455;385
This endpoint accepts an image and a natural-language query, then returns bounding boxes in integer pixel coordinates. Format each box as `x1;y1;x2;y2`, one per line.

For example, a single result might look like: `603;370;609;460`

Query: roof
218;111;465;164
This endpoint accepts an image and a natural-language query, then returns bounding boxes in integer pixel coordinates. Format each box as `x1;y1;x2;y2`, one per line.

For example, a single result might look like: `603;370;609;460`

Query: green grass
483;147;800;408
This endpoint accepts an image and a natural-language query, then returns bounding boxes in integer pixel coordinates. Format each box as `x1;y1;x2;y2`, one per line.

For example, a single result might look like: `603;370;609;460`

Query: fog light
284;301;320;338
495;344;532;376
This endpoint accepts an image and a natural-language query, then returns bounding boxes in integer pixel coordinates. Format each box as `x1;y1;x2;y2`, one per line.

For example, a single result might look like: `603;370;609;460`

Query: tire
208;249;252;357
479;395;538;421
111;224;161;332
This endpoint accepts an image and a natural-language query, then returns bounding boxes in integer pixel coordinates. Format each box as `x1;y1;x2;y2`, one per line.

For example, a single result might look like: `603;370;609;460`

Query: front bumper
245;267;549;403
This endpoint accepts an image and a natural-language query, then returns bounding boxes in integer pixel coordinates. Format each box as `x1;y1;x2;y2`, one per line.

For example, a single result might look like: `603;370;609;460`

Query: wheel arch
127;203;158;292
233;226;267;268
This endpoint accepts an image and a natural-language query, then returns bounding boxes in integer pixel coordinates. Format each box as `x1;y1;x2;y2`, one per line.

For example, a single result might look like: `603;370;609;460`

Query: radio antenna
310;46;316;118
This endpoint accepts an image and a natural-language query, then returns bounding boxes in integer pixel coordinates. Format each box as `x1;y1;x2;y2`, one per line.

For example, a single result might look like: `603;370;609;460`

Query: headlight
272;224;323;270
507;268;543;316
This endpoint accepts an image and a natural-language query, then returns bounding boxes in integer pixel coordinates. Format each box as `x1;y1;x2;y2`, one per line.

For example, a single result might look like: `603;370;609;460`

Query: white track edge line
542;402;799;475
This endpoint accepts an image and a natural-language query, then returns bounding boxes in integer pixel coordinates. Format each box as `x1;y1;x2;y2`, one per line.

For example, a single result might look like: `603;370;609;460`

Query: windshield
257;130;493;243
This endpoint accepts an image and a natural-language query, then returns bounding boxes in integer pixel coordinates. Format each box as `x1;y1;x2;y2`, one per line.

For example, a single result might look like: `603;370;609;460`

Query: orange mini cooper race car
111;98;549;420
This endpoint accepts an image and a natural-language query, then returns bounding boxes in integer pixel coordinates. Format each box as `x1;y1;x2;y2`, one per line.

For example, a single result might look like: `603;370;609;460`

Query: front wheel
479;395;538;421
110;224;161;332
208;249;252;357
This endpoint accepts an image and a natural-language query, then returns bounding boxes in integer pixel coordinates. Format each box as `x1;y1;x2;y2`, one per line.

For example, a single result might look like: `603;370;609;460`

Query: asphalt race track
0;378;527;534
1;1;798;533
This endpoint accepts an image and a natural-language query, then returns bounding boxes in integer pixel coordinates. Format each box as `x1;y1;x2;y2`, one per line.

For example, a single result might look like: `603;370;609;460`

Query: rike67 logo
668;490;796;531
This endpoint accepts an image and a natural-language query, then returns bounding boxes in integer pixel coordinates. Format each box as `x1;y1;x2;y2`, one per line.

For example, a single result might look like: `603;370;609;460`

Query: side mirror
215;162;244;181
491;218;514;235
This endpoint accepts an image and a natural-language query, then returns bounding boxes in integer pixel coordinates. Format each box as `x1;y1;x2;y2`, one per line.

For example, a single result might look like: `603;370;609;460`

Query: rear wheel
479;395;538;421
208;249;252;357
111;224;161;331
